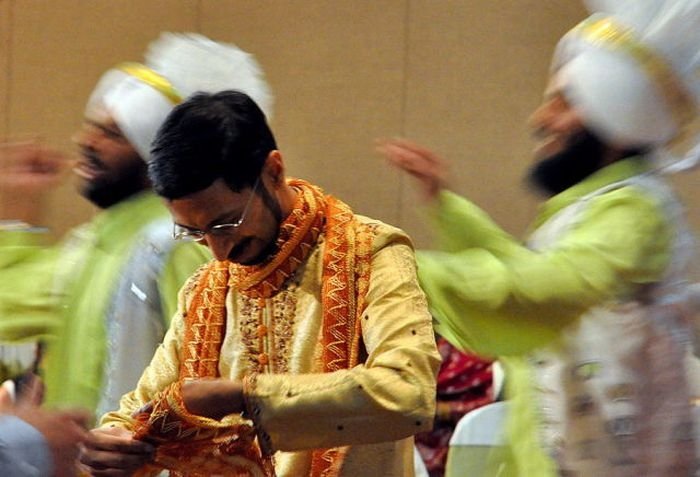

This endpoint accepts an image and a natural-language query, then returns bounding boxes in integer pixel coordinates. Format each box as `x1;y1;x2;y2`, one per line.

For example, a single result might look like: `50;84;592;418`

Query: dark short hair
149;90;277;199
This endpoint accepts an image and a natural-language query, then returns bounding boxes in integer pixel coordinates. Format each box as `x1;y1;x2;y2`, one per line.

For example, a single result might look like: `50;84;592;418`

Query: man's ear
264;150;285;186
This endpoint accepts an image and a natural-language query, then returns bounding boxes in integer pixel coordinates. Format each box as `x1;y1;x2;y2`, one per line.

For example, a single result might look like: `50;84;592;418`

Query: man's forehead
84;103;124;132
544;71;570;98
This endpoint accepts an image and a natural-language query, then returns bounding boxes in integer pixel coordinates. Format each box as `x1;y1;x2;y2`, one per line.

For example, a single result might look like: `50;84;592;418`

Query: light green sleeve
419;187;671;357
0;231;59;340
157;242;211;325
429;190;521;253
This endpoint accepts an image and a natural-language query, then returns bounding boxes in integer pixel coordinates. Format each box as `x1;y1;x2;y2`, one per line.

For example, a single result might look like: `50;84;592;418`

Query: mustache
228;237;252;262
78;150;107;171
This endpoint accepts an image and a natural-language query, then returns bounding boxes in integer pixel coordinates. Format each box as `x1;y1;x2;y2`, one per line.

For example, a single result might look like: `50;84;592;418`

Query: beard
80;161;149;209
227;182;284;266
526;128;607;197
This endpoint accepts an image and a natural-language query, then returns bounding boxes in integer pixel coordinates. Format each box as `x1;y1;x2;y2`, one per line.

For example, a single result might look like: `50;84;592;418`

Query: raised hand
376;138;449;201
0;139;71;223
0;381;90;477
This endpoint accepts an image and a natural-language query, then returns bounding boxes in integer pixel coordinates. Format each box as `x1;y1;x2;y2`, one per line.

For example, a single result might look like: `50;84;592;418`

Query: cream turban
551;0;700;162
85;33;273;162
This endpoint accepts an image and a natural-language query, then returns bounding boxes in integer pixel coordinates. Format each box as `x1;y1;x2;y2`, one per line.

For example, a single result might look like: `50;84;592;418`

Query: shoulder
584;179;670;223
354;215;414;253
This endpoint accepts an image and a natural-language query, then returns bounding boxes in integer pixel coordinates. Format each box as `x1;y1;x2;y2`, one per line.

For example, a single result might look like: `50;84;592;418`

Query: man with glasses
0;33;272;423
79;90;441;477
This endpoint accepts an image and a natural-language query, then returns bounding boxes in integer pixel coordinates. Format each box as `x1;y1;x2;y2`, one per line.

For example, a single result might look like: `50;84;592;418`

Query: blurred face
72;105;148;208
526;80;608;196
168;178;283;264
529;82;586;161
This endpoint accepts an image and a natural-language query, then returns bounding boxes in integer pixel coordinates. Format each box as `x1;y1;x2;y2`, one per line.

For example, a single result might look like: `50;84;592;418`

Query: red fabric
415;337;493;477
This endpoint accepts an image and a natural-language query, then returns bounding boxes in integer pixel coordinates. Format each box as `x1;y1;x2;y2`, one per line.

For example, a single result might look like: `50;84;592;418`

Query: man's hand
79;426;155;477
0;139;71;222
376;138;449;201
1;377;89;477
181;378;245;420
18;407;90;477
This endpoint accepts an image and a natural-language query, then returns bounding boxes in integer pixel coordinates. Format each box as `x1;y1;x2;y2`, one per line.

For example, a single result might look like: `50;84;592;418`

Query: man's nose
204;234;233;261
528;101;552;133
72;125;98;151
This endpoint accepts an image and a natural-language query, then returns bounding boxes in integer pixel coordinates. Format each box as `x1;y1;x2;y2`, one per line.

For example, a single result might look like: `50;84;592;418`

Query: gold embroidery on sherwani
270;287;298;374
238;295;266;374
237;288;298;375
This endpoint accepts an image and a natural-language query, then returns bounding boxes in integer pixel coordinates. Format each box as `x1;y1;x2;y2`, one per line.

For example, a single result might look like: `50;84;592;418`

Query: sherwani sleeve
420;188;671;357
245;227;441;452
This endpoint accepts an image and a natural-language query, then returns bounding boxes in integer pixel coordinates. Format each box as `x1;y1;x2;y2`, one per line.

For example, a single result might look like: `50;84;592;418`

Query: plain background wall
1;1;697;248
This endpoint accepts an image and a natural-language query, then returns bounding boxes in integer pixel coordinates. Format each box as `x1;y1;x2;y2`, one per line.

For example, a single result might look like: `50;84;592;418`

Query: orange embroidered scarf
135;179;374;477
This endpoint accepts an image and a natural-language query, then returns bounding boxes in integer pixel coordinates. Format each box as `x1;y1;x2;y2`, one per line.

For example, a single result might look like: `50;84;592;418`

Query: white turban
551;0;700;166
85;33;273;162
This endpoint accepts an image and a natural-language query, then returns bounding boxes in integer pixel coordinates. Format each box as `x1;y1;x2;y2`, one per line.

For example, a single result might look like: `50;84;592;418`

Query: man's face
72;105;148;208
529;89;585;161
526;83;607;196
167;178;282;264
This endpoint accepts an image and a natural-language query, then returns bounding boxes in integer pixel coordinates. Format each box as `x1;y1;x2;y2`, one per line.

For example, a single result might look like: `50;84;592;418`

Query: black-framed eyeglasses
172;177;260;242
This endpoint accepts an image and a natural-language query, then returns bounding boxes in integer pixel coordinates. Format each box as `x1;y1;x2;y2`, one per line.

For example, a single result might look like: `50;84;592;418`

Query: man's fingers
88;428;155;454
0;141;71;184
379;144;440;180
377;138;443;165
376;137;448;200
79;447;152;470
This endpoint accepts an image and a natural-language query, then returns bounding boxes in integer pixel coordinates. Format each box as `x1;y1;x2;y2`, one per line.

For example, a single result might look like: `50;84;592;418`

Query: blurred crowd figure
379;0;700;475
0;32;278;421
0;376;88;476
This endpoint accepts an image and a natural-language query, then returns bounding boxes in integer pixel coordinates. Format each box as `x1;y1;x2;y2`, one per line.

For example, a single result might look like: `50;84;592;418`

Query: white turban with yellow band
551;0;700;169
85;33;273;162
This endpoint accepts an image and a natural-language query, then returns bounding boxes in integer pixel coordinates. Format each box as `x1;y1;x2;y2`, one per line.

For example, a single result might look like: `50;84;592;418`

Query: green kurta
417;158;672;476
0;191;209;417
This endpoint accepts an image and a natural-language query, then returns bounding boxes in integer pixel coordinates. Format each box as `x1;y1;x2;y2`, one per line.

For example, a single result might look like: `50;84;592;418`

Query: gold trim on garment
117;62;182;104
575;16;697;134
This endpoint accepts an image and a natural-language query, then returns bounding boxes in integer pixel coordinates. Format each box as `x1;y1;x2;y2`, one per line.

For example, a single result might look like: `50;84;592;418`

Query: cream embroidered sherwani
102;216;441;477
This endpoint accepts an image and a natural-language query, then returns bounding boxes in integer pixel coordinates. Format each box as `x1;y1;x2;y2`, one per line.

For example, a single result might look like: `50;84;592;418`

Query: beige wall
5;1;690;248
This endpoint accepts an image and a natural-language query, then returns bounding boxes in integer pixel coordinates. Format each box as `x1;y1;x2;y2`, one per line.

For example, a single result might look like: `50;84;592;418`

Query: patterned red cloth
415;337;493;477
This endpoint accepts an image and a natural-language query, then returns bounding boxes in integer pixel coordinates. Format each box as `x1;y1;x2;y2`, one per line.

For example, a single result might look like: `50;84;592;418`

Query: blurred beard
80;161;148;209
526;129;607;197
